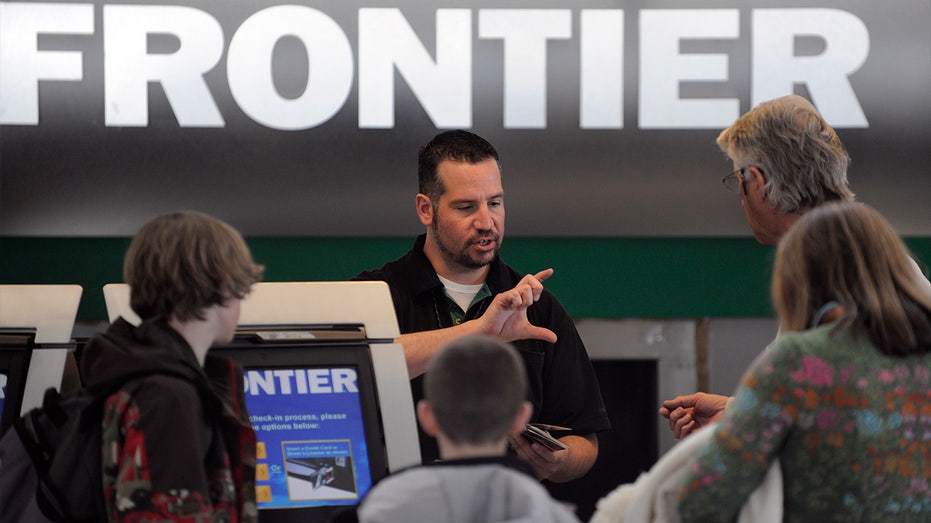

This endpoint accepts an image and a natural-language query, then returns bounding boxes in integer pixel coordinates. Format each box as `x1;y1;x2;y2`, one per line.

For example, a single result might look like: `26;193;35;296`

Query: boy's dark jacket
81;318;258;522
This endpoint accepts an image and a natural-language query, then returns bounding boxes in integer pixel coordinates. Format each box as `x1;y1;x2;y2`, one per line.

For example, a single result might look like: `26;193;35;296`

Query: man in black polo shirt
355;130;610;483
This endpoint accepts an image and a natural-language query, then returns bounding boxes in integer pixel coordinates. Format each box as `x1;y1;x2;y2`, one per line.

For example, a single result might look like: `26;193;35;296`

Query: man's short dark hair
418;130;499;201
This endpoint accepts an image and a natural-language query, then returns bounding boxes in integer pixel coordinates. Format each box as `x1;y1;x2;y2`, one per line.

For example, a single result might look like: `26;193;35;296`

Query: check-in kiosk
0;285;82;435
103;281;419;521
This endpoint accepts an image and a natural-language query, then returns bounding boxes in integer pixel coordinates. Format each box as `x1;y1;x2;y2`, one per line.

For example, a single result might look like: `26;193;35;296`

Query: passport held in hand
521;423;570;451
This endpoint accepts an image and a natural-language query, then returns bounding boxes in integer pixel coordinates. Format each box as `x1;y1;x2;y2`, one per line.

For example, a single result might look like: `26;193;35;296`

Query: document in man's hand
521;423;569;451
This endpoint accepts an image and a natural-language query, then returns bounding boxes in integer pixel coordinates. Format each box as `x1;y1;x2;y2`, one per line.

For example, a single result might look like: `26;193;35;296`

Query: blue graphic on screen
245;366;372;509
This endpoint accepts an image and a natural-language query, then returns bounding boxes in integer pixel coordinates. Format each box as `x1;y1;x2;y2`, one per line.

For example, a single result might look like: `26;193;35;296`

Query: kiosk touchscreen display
0;331;36;436
210;333;389;521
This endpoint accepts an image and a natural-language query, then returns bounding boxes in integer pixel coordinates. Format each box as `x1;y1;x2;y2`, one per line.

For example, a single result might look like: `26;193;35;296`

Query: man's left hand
508;431;567;481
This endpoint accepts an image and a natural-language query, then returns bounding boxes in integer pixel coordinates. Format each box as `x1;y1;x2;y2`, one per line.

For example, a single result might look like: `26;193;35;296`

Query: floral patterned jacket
676;320;931;522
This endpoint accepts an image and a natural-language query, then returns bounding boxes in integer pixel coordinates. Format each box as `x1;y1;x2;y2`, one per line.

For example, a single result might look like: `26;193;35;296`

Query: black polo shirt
355;234;611;464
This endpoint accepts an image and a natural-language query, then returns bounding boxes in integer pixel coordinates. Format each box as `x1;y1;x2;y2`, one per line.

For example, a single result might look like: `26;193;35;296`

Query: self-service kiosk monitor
0;285;82;435
0;329;36;435
103;282;420;521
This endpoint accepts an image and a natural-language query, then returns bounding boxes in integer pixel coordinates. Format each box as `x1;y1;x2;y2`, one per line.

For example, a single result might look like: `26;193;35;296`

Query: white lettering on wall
228;5;353;130
580;10;624;129
0;2;93;125
0;3;873;130
104;5;224;127
639;9;740;129
752;8;869;127
478;9;571;128
359;8;471;128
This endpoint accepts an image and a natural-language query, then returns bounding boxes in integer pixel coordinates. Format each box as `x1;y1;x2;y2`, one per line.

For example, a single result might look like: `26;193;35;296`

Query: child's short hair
124;210;264;322
423;335;527;445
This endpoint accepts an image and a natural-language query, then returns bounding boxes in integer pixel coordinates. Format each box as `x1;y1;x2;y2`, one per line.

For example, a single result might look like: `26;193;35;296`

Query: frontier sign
1;3;870;130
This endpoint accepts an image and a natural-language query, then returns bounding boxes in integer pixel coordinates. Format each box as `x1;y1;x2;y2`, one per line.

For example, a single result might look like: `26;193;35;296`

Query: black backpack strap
13;411;52;474
42;388;68;426
17;398;83;521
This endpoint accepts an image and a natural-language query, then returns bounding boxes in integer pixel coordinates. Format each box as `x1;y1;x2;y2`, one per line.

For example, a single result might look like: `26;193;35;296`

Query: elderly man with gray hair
660;94;930;439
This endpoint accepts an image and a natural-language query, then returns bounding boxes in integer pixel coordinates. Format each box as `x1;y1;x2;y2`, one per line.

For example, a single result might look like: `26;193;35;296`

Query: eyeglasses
722;167;748;192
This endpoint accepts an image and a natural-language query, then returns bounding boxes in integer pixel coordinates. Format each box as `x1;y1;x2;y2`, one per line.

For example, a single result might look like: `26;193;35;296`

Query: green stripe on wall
3;237;929;322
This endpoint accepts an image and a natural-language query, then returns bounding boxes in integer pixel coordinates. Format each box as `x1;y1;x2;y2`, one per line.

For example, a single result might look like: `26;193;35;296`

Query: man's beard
432;220;501;270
